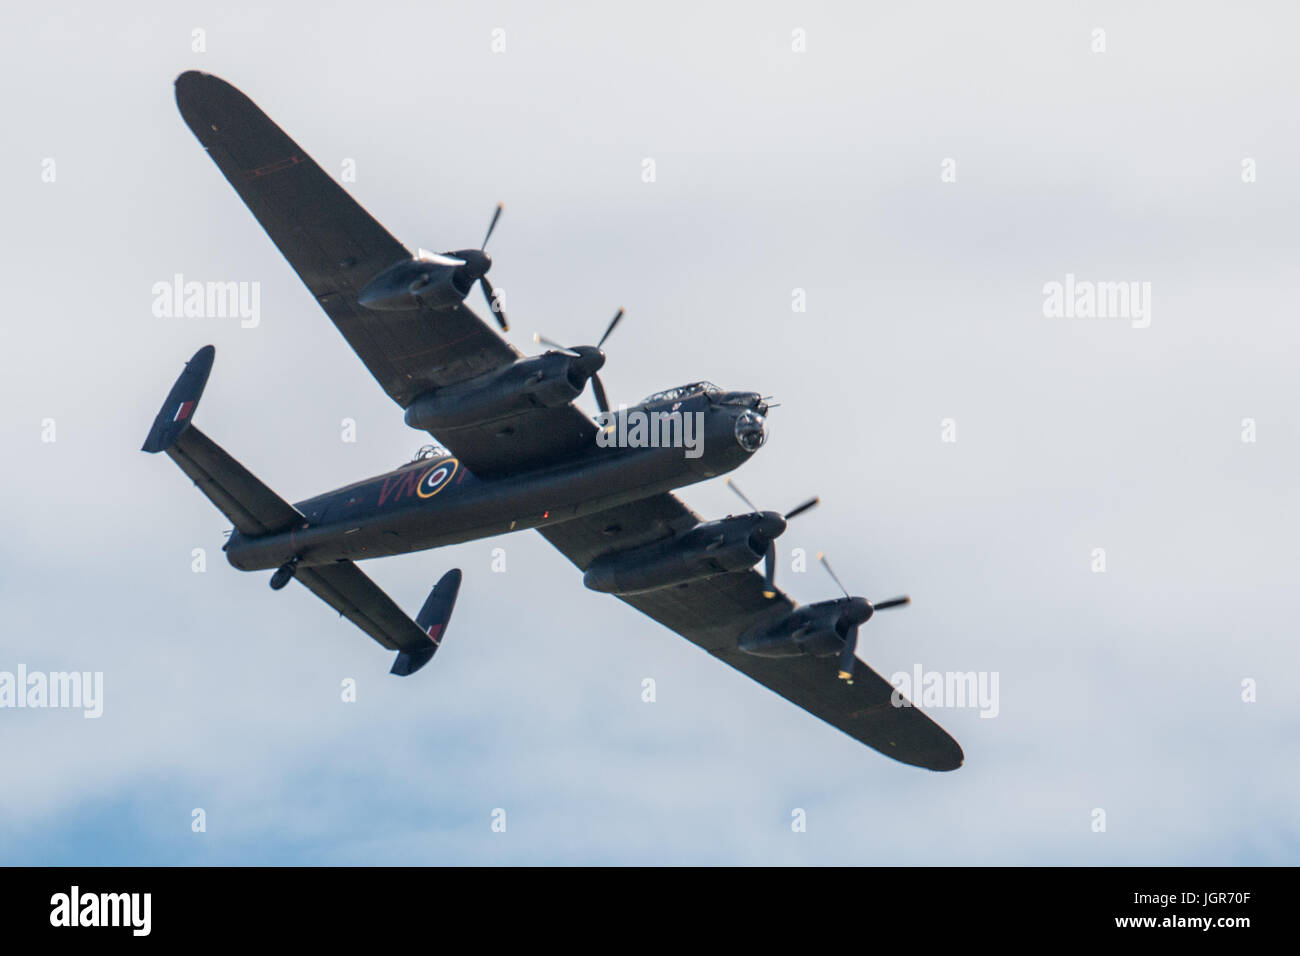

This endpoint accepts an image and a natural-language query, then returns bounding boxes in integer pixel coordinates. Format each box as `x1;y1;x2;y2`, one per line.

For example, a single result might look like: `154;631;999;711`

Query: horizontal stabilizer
165;427;303;536
294;564;461;676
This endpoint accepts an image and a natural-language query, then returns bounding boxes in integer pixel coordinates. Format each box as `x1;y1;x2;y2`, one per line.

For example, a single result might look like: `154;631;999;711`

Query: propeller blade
533;333;579;356
872;596;911;611
725;478;760;512
480;276;508;332
817;552;850;598
416;249;466;267
837;625;859;681
481;202;504;249
762;539;777;599
783;496;819;521
597;307;625;349
590;372;610;415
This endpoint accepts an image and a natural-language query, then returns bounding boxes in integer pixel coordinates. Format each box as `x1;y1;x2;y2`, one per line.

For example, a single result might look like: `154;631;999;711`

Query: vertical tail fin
142;345;215;453
391;569;463;675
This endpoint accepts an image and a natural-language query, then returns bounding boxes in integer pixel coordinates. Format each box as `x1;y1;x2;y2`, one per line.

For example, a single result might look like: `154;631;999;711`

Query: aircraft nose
734;409;766;452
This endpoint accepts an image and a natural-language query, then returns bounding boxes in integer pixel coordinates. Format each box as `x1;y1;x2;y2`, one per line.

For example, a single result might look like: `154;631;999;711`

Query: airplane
143;71;964;771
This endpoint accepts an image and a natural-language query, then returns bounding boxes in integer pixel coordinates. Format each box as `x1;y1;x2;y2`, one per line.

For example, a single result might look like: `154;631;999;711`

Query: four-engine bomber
143;69;965;770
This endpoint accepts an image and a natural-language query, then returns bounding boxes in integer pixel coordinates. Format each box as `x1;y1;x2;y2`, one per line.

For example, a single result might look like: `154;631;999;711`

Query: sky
2;1;1298;865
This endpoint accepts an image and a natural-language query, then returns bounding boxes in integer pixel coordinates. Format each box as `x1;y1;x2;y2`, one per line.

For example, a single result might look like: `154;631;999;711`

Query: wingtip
174;70;244;123
175;69;227;90
174;69;216;99
934;745;965;772
910;752;963;772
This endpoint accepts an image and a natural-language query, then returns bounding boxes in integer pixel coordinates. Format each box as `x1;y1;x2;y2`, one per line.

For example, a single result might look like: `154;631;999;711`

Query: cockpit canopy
639;381;722;406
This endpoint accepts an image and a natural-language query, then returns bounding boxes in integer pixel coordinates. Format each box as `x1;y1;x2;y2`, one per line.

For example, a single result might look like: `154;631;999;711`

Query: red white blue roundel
416;458;459;498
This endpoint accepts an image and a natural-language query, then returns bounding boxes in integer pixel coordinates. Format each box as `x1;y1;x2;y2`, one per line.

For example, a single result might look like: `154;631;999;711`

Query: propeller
481;202;503;248
534;308;626;415
817;552;910;682
448;203;509;332
725;479;820;599
837;625;861;684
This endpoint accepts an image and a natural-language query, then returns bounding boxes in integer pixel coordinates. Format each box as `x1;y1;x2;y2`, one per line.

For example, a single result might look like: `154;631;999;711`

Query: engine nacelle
404;352;590;431
738;598;871;659
358;256;470;312
583;515;779;595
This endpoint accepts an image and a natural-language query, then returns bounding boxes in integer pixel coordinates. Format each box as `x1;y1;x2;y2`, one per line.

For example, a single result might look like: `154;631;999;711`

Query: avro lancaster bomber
144;72;963;770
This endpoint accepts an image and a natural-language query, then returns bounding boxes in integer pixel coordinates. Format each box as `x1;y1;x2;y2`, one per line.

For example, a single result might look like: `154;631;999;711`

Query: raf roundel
417;458;459;498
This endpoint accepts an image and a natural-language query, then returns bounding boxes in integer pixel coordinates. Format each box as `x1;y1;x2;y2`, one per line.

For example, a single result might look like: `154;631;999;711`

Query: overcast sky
3;1;1298;864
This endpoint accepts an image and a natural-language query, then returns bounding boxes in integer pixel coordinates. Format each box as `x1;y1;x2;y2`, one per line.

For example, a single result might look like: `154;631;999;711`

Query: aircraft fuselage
224;392;763;571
